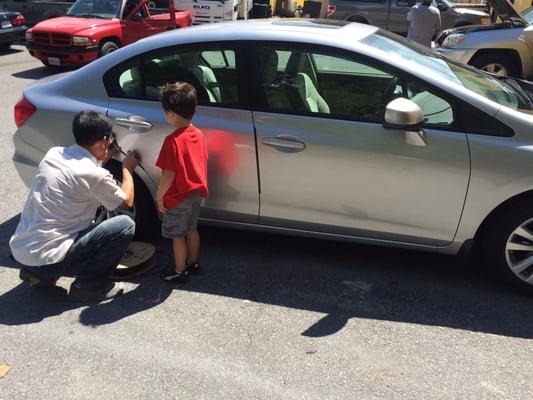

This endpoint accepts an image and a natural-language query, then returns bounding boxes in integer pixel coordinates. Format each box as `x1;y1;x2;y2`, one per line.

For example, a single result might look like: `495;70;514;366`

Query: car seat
295;73;330;114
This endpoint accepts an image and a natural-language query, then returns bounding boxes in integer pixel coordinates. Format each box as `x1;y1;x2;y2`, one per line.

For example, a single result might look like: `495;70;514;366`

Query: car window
255;45;455;127
406;81;454;126
109;45;239;106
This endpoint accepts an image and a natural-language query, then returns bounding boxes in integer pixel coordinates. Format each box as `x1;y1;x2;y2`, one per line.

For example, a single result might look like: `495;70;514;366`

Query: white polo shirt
10;145;127;266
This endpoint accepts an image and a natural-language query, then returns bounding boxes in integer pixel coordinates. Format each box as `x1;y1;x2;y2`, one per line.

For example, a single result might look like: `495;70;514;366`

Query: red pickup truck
25;0;191;67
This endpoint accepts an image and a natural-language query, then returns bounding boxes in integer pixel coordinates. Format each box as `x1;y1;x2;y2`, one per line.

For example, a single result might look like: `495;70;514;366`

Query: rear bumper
0;25;27;45
12;130;42;188
26;41;98;66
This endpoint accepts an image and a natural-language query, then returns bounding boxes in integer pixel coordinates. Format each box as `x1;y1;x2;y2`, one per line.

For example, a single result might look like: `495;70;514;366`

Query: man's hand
157;195;168;214
122;151;139;172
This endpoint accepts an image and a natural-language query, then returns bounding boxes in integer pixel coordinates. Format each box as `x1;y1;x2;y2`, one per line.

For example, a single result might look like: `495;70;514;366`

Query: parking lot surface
0;45;532;400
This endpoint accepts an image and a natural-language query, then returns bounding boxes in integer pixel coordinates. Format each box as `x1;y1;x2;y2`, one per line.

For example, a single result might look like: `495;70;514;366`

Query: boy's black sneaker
160;268;189;283
186;262;202;275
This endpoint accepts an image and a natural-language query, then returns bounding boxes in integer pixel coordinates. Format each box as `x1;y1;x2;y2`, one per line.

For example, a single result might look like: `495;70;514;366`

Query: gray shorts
161;191;202;238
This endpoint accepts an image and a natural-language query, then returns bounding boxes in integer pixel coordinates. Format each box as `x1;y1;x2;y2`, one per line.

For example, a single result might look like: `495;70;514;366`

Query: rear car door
105;42;259;222
250;42;470;245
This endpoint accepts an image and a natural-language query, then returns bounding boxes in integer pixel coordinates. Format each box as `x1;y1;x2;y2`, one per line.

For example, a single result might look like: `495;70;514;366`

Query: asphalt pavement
0;45;532;400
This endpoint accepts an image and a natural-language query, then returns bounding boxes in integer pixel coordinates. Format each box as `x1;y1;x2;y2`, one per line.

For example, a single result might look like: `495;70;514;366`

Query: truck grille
192;16;224;25
32;31;71;46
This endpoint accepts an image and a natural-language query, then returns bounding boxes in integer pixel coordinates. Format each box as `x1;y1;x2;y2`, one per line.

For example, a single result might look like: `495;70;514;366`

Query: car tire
482;200;533;295
106;161;160;242
99;40;119;58
0;43;11;50
347;16;368;24
470;53;519;78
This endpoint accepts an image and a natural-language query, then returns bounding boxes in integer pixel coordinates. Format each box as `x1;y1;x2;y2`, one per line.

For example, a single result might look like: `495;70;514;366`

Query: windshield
360;30;524;110
523;7;533;24
67;0;121;19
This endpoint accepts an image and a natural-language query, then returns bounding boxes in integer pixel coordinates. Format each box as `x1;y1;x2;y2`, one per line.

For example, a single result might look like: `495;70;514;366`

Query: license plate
1;21;12;29
47;57;61;66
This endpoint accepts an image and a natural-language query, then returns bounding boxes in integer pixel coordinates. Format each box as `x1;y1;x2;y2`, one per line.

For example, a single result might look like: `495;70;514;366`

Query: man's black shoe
19;268;58;288
160;268;189;283
69;281;124;302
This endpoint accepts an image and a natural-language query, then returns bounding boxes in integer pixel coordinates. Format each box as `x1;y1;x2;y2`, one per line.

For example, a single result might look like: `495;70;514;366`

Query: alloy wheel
481;63;509;77
505;218;533;285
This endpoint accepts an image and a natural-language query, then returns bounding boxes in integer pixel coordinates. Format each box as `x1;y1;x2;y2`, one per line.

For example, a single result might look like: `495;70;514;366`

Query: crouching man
10;111;139;302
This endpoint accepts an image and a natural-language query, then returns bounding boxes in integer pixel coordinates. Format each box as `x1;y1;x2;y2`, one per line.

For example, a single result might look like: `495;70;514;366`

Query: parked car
435;0;533;79
25;0;191;67
0;10;26;48
12;19;533;292
0;0;75;26
326;0;489;35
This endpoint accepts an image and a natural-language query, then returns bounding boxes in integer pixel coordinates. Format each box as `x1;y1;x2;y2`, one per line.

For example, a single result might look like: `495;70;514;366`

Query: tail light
10;15;25;26
14;97;36;128
327;5;336;17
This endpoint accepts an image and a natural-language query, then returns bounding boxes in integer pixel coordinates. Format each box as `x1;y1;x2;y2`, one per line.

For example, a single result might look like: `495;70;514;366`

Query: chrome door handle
114;116;153;133
261;135;306;152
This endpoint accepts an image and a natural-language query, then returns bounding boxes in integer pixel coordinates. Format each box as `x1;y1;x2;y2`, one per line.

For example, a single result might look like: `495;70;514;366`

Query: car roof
137;18;379;49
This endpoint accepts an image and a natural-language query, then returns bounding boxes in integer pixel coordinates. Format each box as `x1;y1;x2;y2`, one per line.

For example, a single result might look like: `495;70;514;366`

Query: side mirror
438;4;449;12
132;14;142;22
384;98;427;146
384;98;423;130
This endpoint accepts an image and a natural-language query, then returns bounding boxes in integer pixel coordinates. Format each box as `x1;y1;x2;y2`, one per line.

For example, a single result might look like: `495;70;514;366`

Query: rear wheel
106;161;160;242
470;53;519;78
99;40;119;58
347;16;368;24
482;200;533;294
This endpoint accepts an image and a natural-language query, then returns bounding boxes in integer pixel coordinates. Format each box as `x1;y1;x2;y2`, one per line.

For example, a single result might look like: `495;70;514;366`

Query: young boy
157;82;208;283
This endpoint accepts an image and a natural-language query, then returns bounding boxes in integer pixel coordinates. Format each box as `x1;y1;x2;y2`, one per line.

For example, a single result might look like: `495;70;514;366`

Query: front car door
104;42;259;223
121;0;165;45
250;42;470;246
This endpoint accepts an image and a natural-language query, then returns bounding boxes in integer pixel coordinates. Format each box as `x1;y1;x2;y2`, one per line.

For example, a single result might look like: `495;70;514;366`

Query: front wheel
99;40;119;58
482;201;533;294
470;53;519;78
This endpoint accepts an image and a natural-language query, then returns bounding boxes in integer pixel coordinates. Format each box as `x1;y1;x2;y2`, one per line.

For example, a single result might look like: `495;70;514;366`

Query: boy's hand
157;196;167;214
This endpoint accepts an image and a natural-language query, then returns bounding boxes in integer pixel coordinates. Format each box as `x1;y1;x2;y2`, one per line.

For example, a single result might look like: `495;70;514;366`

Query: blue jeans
24;215;135;288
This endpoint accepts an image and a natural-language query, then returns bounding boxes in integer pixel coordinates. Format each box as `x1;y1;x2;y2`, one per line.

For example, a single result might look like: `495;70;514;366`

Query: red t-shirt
156;124;208;209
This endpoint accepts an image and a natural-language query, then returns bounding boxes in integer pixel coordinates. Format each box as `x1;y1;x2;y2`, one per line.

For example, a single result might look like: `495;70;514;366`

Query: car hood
30;16;116;35
490;0;528;25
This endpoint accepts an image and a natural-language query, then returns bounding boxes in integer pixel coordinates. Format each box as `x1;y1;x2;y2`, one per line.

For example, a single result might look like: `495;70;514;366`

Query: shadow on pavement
11;65;59;80
0;46;23;56
1;215;532;338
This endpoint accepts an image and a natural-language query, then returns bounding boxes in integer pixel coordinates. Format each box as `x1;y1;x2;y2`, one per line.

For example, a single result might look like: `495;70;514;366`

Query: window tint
107;45;239;106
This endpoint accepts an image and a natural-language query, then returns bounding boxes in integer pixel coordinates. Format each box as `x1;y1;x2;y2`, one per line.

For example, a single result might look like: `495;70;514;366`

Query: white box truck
174;0;252;24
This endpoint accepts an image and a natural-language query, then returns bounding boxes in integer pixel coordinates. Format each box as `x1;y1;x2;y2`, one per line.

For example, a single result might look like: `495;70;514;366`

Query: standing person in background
407;0;441;48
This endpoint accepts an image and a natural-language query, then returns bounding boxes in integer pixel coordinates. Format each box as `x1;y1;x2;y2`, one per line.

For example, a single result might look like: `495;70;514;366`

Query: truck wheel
99;41;119;57
470;53;518;78
347;16;368;24
482;200;533;295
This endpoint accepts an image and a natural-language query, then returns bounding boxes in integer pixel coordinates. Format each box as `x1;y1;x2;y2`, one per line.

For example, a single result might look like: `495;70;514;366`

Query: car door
105;42;259;223
121;1;165;45
387;0;415;35
250;42;470;245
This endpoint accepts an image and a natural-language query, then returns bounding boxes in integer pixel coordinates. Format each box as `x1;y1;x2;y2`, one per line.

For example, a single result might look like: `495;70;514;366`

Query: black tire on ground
99;40;119;58
0;43;11;50
106;161;161;242
481;200;533;295
469;52;519;78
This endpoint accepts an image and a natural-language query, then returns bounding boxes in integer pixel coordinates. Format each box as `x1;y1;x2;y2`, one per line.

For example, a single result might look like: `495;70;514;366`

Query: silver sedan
12;19;533;293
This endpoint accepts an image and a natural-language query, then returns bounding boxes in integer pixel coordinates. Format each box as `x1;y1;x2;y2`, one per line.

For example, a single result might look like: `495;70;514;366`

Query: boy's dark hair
72;111;114;147
160;82;197;120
